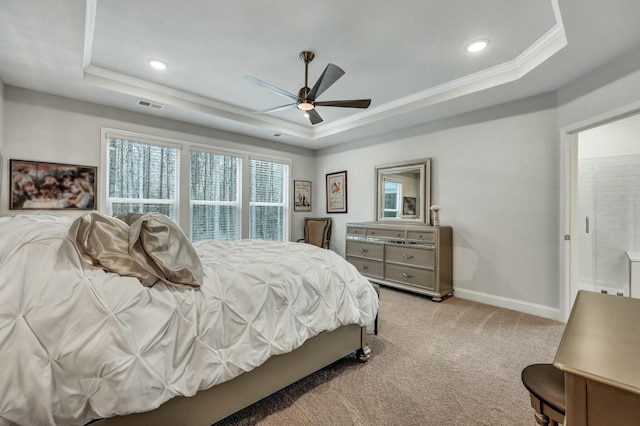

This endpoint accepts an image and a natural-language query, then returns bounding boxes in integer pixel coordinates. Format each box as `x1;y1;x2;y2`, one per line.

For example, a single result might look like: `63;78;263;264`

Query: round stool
521;363;566;426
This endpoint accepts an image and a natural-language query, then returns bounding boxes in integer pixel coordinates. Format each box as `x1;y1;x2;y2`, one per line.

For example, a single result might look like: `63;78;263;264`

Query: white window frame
102;129;182;219
100;128;292;241
189;146;243;241
383;178;403;218
248;155;291;241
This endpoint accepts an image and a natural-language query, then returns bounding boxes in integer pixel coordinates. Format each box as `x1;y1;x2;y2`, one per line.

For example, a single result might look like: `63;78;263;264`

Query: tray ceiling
2;1;640;149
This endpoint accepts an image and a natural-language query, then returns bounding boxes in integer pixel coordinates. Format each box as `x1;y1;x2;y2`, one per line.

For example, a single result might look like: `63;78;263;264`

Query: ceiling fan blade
307;63;345;100
307;109;323;125
314;99;371;108
244;76;299;102
255;103;298;114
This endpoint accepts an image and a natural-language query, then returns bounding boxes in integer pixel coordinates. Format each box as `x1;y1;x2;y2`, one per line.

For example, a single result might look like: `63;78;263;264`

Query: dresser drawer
385;264;435;290
385;245;434;268
346;241;384;260
346;256;383;279
346;226;366;237
366;228;405;239
406;230;435;243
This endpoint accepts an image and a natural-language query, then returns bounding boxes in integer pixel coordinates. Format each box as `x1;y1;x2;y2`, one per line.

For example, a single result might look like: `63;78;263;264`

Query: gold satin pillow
68;212;158;286
128;213;203;288
69;212;203;288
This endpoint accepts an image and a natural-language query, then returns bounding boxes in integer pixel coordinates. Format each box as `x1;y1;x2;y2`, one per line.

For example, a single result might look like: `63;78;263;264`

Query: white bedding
0;214;378;426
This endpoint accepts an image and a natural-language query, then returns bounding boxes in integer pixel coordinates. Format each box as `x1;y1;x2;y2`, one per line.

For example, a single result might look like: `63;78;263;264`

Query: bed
0;213;378;426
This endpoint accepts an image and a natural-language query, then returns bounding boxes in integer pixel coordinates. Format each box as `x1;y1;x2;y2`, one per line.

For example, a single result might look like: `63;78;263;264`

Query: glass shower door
577;155;640;298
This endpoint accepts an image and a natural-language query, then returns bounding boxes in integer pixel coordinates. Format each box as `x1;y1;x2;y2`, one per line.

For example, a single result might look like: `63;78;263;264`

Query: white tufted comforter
0;214;378;426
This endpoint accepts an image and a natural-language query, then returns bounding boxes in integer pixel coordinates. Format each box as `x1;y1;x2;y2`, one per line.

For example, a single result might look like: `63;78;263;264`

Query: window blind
104;130;291;242
249;158;289;241
190;150;241;242
106;137;179;219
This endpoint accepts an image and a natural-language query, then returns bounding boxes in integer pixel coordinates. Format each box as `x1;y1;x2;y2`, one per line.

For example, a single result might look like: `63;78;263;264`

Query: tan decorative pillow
128;213;203;288
69;212;203;288
68;212;158;286
114;212;145;225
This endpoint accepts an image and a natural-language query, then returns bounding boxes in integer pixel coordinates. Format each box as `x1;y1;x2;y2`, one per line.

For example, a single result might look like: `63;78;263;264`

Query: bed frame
93;324;370;426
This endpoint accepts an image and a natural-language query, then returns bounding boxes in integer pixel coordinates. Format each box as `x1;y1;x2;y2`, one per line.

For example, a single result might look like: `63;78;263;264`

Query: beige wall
0;79;4;151
0;80;4;212
316;93;561;318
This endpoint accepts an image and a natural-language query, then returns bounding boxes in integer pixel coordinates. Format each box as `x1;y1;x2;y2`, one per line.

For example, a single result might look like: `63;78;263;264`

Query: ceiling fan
245;51;371;125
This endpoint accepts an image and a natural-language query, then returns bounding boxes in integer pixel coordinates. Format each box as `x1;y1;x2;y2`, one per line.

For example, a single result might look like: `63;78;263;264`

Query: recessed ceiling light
466;40;488;53
148;59;167;70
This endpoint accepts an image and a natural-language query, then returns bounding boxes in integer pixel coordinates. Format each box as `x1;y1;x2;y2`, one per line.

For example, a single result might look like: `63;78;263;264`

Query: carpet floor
214;287;565;425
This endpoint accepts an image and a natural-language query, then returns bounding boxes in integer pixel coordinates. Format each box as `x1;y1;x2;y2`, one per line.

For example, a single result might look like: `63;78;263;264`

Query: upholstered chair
297;217;332;249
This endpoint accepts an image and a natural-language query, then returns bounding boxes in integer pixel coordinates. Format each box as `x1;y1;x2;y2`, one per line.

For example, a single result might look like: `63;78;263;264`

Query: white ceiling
2;0;640;150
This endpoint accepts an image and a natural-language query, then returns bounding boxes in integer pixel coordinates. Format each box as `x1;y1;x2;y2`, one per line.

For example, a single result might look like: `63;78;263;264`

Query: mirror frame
375;158;432;224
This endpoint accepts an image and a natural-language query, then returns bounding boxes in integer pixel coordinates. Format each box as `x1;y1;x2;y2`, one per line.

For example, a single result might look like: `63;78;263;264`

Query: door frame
561;104;640;321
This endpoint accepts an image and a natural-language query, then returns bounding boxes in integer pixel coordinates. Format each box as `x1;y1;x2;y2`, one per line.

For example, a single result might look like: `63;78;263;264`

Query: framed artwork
403;196;417;216
326;170;347;213
294;180;312;212
10;159;96;210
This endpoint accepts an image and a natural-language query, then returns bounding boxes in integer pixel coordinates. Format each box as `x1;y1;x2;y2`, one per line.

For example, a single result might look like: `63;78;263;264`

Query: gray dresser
345;222;453;301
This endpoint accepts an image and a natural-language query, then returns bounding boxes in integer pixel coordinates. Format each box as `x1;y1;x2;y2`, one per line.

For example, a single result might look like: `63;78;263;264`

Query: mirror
375;158;431;223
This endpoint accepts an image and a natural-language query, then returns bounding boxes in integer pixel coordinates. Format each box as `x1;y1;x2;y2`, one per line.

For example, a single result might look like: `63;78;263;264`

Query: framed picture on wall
10;159;96;210
294;180;312;212
326;170;347;213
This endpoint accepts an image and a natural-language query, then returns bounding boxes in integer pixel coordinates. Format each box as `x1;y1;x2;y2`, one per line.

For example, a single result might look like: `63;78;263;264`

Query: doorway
569;113;640;308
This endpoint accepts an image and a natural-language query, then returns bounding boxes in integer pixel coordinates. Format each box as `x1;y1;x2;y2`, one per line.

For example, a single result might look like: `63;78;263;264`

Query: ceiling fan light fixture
466;39;488;53
297;101;314;111
245;51;370;125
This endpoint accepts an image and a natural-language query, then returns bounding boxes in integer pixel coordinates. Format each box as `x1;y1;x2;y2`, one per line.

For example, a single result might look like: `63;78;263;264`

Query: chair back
303;217;332;249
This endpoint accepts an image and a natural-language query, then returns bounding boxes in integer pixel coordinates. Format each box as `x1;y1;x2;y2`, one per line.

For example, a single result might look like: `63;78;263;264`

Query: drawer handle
397;233;402;237
360;248;369;253
402;272;414;278
402;253;414;259
362;265;369;270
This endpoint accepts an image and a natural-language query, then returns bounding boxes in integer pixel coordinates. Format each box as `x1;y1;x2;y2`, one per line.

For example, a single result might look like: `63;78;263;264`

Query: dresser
345;222;453;301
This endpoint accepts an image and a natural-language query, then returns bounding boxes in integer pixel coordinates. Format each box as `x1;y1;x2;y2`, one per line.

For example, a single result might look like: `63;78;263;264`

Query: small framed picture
294;180;312;212
10;159;96;210
326;170;347;214
403;196;417;216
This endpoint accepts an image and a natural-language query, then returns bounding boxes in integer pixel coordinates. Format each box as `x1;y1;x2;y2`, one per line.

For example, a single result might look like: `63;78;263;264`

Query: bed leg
356;326;372;362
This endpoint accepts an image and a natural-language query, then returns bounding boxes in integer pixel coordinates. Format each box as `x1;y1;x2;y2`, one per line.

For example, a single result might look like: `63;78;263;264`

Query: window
249;158;289;240
383;180;402;218
190;150;241;242
103;130;291;242
106;137;179;218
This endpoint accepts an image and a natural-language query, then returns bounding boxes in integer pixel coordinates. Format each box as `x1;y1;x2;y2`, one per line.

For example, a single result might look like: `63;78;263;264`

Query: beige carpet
214;287;565;425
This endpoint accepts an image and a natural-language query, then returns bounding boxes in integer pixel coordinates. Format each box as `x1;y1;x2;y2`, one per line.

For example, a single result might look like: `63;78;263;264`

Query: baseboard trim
454;288;563;322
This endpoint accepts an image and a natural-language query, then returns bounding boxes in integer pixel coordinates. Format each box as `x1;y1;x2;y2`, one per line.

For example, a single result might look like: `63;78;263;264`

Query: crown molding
82;0;565;142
